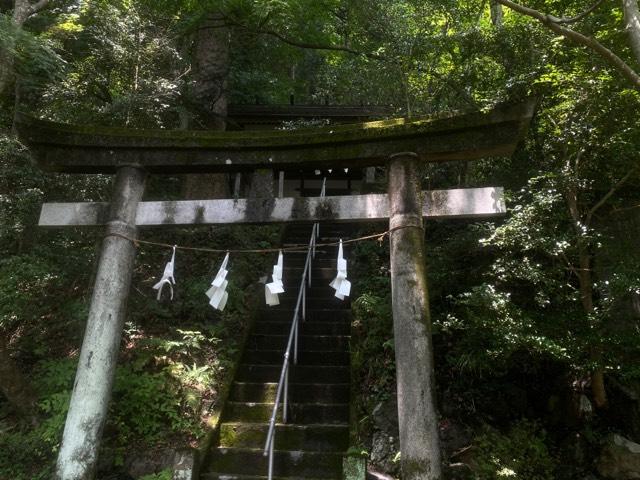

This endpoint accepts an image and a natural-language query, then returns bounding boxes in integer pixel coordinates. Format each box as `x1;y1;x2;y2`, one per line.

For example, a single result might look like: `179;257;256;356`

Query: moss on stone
15;100;535;150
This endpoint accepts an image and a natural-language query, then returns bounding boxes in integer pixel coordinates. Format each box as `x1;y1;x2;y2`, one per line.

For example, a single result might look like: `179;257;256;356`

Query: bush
473;420;557;480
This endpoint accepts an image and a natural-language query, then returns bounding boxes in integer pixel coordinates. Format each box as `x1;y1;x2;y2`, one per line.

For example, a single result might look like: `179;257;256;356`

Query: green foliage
2;0;640;478
349;237;395;447
111;365;194;441
473;420;558;480
139;470;172;480
0;13;65;92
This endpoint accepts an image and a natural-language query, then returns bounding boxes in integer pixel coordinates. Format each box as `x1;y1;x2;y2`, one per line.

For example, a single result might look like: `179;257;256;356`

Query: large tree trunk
0;0;27;102
2;0;51;128
0;333;38;422
183;12;230;200
490;0;504;27
624;0;640;64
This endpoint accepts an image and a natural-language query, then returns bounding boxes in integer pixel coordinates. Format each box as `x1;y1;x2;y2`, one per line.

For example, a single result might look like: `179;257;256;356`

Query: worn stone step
205;448;343;478
230;382;350;404
263;300;350;313
258;309;351;323
284;284;343;297
246;335;350;352
283;257;337;268
283;267;338;281
219;422;349;451
236;365;350;383
264;295;350;310
243;349;349;366
223;402;349;424
253;321;350;336
202;473;336;480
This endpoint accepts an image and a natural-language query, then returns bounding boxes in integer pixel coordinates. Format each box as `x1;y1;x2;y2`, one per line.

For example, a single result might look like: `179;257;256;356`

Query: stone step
243;349;349;366
204;448;343;478
236;365;350;383
202;475;333;480
262;295;350;310
230;382;349;404
283;267;338;281
223;402;349;424
262;299;350;313
253;321;350;336
246;335;350;352
219;422;349;451
258;309;351;323
283;284;343;296
283;257;337;268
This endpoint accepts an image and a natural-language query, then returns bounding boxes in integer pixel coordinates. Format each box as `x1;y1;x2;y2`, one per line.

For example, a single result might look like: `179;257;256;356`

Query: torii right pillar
388;152;443;480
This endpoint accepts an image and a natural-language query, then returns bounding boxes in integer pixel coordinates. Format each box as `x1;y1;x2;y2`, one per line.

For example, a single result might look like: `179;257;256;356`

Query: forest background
1;0;640;478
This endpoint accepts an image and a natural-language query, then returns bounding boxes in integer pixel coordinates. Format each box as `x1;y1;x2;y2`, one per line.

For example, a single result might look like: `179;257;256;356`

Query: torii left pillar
56;166;146;480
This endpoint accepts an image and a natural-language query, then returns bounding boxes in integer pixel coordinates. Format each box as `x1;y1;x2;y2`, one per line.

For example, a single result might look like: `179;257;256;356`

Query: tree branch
586;167;638;224
495;0;640;89
548;0;605;24
243;23;384;60
28;0;51;15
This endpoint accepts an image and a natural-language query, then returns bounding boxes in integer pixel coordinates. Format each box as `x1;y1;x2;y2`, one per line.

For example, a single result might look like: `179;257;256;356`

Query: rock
372;399;399;435
597;434;640;479
124;447;176;479
369;399;400;476
172;448;199;480
343;455;366;480
370;430;399;473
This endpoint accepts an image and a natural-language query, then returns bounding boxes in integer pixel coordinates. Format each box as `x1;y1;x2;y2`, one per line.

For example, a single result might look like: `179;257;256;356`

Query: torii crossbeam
17;99;535;480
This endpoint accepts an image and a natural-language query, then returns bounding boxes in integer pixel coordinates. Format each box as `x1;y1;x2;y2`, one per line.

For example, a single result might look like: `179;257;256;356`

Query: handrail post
268;442;274;480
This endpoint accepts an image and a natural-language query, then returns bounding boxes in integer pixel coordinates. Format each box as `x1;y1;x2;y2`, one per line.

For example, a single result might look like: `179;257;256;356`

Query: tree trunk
576;245;608;408
0;333;38;422
0;0;28;101
623;0;640;64
490;0;504;27
183;12;230;200
566;185;608;409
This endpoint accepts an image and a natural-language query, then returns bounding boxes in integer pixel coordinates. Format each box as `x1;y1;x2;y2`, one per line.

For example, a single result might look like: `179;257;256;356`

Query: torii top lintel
16;99;536;174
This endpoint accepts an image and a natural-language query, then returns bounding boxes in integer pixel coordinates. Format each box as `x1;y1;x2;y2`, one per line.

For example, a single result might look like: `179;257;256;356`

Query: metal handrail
263;178;326;479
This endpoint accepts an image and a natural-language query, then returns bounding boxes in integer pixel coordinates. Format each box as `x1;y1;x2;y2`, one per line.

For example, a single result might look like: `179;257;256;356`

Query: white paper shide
265;250;285;306
330;239;351;300
153;246;177;300
206;252;230;311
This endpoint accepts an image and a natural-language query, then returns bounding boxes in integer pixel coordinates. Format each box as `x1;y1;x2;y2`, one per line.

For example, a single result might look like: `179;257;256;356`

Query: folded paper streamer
206;252;230;311
265;250;285;306
330;240;351;300
153;246;176;300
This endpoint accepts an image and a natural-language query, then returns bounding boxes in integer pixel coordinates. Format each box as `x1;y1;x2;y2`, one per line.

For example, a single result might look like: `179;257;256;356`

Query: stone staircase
201;224;353;480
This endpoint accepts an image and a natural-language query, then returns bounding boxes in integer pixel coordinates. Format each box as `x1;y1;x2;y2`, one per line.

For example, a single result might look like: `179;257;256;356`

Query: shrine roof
16;99;536;174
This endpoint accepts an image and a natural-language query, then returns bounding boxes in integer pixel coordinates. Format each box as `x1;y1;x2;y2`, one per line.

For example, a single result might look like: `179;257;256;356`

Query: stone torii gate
17;99;535;480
